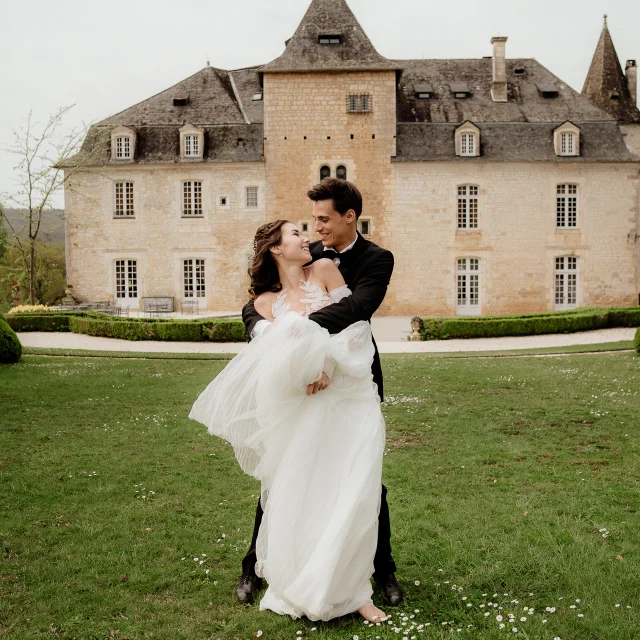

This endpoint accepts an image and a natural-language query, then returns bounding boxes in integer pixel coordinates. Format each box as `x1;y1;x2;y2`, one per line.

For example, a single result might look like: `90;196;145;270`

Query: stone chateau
64;0;640;316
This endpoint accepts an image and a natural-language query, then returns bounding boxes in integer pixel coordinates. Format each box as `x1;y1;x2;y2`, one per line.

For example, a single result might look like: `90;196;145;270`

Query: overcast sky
1;0;638;207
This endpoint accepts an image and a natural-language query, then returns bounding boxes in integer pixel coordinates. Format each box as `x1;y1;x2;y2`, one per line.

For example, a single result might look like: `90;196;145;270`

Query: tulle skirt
189;313;386;621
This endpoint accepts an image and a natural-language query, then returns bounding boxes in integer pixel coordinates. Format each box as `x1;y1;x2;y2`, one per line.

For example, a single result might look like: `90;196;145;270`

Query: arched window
554;256;578;310
456;258;480;316
320;165;331;180
336;165;347;180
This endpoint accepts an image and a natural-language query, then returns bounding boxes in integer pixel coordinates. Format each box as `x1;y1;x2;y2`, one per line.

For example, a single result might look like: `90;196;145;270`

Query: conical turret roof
582;16;640;123
261;0;397;73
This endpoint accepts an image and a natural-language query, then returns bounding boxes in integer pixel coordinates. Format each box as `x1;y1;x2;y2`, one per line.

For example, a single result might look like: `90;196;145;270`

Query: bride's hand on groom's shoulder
306;371;330;396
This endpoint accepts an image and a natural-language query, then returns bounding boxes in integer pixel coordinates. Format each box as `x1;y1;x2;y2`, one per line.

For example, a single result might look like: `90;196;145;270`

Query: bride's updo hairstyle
249;219;289;298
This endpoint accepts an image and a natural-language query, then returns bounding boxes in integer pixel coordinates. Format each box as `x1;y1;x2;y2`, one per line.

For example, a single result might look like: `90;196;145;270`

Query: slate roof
394;121;638;163
581;19;640;123
73;1;638;166
396;58;614;123
260;0;397;73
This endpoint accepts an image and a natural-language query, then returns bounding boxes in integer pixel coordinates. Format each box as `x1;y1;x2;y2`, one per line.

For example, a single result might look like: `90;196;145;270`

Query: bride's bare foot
358;603;388;623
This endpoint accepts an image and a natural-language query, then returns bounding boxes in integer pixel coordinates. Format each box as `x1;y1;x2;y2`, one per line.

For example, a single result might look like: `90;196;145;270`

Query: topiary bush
0;314;22;363
420;307;640;340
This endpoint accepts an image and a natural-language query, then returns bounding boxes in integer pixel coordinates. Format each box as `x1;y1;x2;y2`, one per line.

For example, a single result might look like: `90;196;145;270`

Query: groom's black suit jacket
242;233;394;401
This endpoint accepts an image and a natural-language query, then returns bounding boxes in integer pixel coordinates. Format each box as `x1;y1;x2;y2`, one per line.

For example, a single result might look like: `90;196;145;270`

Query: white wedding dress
189;281;386;621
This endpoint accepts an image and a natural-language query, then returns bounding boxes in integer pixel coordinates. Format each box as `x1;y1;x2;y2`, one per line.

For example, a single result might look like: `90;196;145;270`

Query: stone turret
582;15;640;123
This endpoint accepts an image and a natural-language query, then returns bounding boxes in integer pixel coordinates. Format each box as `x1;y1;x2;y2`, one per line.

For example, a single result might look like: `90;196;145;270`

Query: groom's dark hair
307;178;362;219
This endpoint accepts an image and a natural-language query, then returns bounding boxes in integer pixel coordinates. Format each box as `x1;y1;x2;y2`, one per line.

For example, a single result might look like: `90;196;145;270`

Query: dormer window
110;126;136;162
116;136;131;159
455;122;480;157
184;135;199;157
514;68;526;75
450;83;471;98
554;121;580;157
319;35;342;44
537;84;559;98
414;84;433;99
173;97;190;107
179;124;204;161
252;93;263;101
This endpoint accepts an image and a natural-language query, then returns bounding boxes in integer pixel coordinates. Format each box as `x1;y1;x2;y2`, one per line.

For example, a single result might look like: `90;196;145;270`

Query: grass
1;351;639;640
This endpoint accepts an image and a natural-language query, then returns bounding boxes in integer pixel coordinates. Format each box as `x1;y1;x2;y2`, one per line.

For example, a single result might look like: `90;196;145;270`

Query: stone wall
387;162;639;316
262;70;397;247
64;163;266;311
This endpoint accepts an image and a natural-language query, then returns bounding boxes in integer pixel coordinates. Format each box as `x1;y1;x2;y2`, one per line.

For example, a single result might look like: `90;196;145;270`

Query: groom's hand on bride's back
307;371;330;395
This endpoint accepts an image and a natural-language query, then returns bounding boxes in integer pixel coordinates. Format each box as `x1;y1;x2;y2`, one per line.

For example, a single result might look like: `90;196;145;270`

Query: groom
239;178;403;607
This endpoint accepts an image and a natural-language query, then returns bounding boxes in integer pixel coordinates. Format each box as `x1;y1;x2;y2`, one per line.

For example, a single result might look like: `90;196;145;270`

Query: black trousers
241;483;397;578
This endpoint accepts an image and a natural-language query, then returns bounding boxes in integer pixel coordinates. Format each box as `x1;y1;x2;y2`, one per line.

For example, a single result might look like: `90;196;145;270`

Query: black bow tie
323;248;354;262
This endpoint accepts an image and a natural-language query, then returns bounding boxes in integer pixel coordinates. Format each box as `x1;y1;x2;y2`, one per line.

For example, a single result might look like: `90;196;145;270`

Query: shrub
0;315;22;363
635;327;640;354
420;307;639;340
66;316;246;342
6;313;73;332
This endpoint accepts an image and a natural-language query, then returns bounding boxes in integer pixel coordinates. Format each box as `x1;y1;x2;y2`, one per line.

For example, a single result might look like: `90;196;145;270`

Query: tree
0;203;8;262
0;241;66;306
2;107;105;304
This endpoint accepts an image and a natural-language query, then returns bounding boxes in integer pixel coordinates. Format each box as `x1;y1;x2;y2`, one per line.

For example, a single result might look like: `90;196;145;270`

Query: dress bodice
272;281;351;319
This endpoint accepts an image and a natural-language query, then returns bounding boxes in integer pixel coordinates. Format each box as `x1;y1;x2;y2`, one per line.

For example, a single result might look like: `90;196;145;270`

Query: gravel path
17;326;636;355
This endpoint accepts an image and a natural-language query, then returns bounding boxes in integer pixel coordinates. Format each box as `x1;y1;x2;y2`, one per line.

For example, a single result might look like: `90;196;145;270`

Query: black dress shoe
236;574;263;604
373;572;404;606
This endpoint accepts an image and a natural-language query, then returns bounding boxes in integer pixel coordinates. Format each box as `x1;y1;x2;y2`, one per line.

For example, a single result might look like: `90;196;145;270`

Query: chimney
491;36;508;102
626;60;637;106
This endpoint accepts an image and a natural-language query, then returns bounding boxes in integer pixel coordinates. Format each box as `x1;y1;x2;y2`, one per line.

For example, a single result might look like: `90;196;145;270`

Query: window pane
336;165;347;180
320;165;331;180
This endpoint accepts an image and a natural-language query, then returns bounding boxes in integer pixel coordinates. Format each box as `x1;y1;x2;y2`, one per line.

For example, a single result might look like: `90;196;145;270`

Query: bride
189;220;388;623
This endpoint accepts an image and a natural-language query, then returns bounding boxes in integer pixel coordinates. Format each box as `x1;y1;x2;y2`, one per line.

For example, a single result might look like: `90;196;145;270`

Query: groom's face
312;199;356;250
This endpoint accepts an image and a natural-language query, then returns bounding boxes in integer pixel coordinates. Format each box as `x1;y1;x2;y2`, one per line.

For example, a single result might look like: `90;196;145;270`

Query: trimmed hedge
635;327;640;354
6;311;246;343
0;315;22;363
420;307;640;340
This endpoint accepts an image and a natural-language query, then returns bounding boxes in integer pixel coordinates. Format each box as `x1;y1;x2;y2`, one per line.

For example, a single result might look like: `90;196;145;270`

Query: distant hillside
1;208;65;244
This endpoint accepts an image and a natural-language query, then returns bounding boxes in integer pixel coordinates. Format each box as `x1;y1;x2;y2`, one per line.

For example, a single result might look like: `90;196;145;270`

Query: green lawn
1;352;639;640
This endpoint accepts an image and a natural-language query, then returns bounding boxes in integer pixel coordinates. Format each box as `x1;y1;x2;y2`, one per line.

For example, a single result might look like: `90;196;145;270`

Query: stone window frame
554;255;579;310
182;258;207;300
179;124;205;161
299;221;311;234
456;256;481;316
346;93;372;114
554;121;581;157
318;162;352;182
455;122;480;157
456;184;479;229
556;183;579;229
181;180;204;218
218;195;230;209
113;180;135;218
110;126;136;162
357;217;372;238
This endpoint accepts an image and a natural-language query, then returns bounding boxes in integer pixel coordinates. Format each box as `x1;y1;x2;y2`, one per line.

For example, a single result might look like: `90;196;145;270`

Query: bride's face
272;223;311;264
